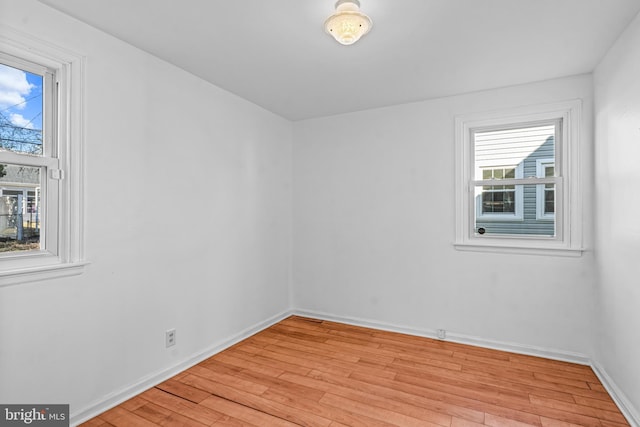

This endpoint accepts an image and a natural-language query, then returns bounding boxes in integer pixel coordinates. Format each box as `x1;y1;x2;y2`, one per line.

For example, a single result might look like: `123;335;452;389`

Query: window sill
454;243;583;257
0;261;89;288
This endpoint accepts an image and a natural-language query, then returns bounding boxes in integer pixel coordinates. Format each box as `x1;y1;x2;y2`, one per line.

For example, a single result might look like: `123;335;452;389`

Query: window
455;101;583;256
0;29;85;285
476;164;523;220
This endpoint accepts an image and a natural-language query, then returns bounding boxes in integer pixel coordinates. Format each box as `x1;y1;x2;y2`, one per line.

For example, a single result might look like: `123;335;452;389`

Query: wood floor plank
573;395;620;412
589;382;608;392
455;352;598;384
529;395;628;424
539;416;584;427
348;369;546;426
396;371;606;427
131;402;178;425
319;392;440;427
155;379;212;404
265;348;350;377
461;364;614;402
260;388;398;427
199;394;298;427
508;354;598;376
81;418;110;427
311;368;484;423
452;416;487;427
394;370;533;407
211;352;286;377
600;420;633;427
210;416;254;427
228;346;313;376
158;412;210;427
269;324;334;343
390;358;578;404
484;412;541;427
259;331;362;363
138;388;224;425
180;373;332;427
80;316;630;427
98;407;161;427
311;370;454;426
393;352;464;371
188;365;270;395
280;369;470;426
260;343;355;377
195;362;327;403
259;339;396;381
532;372;591;390
119;396;149;412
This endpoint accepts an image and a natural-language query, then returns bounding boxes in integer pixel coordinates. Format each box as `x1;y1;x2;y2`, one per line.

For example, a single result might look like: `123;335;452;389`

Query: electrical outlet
165;329;176;347
436;329;446;340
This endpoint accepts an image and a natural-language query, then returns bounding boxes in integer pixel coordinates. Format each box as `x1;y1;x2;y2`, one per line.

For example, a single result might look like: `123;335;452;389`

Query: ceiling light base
324;0;372;46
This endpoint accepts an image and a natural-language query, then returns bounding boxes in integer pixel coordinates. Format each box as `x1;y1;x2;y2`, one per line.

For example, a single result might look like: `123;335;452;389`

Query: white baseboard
591;361;640;427
70;309;293;426
294;309;591;365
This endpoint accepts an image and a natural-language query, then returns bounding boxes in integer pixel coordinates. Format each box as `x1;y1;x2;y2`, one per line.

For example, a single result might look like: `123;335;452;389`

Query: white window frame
454;100;583;256
536;158;555;220
475;163;524;221
0;27;86;286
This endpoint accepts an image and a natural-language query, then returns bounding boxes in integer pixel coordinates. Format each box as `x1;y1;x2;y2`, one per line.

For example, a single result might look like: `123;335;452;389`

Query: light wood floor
81;316;629;427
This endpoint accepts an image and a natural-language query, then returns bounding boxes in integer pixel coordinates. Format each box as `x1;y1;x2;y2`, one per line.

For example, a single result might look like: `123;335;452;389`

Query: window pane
475;125;554;179
481;188;515;213
473;123;556;237
475;182;555;236
0;164;41;252
545;186;555;214
0;63;43;155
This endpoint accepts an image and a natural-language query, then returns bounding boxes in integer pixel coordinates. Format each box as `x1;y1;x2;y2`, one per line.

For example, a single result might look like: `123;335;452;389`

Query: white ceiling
38;0;640;121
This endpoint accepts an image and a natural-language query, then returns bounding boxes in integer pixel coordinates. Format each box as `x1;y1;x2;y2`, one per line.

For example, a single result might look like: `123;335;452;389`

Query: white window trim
536;158;555;220
0;26;87;286
454;100;583;257
475;164;524;221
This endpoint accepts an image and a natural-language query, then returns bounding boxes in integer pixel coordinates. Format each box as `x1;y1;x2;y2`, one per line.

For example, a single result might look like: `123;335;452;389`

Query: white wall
594;11;640;418
0;0;292;418
293;75;595;356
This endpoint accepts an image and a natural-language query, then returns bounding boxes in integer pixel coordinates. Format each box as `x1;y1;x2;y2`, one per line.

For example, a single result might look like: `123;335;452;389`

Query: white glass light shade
324;0;372;45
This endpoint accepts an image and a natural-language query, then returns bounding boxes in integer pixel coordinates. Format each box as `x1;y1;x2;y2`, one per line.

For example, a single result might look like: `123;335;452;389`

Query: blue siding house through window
474;125;555;236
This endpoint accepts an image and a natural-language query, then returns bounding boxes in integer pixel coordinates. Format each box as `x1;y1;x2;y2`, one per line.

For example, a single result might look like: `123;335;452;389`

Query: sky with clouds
0;63;43;131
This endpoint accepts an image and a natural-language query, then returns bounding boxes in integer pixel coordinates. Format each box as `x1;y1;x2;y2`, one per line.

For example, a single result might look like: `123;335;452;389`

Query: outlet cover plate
166;329;176;347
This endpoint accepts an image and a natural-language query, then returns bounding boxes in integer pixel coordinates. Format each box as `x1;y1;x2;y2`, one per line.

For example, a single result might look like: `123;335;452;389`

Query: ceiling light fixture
324;0;372;46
